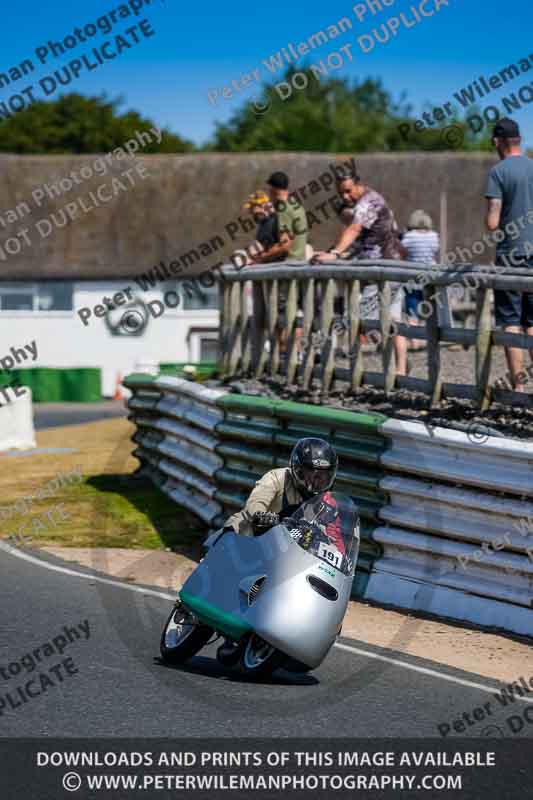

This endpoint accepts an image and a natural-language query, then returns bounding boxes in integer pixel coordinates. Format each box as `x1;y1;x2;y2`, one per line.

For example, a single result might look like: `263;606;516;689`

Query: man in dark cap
251;171;308;263
485;118;533;391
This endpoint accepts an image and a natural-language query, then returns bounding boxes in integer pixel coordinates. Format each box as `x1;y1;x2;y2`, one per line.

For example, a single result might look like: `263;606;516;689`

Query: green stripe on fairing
179;590;252;640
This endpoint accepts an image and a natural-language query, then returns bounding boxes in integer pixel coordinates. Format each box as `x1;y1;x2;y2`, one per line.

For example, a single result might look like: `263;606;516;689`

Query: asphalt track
1;541;532;740
33;402;128;431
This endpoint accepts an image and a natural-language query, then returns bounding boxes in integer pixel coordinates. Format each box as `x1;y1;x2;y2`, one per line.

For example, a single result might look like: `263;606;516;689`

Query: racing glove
251;511;280;536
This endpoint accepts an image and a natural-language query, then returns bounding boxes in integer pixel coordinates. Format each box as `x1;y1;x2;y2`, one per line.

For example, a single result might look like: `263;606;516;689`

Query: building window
180;282;219;311
0;282;73;311
1;288;34;311
200;337;219;362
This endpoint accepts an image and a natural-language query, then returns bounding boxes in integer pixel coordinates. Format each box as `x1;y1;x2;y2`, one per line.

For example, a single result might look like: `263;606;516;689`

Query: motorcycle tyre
160;604;214;665
238;633;286;680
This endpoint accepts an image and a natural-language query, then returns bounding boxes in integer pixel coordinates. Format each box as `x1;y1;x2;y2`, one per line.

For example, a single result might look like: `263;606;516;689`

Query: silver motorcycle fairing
180;523;357;669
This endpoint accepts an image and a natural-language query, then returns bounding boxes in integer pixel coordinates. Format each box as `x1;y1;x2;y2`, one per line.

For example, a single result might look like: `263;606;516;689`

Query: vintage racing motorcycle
160;491;359;678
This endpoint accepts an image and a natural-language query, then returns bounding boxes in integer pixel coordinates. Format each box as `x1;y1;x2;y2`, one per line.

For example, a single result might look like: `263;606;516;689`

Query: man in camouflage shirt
315;167;407;376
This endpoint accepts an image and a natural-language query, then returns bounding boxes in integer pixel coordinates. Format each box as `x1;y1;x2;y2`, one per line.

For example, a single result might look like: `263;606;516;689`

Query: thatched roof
0;152;497;281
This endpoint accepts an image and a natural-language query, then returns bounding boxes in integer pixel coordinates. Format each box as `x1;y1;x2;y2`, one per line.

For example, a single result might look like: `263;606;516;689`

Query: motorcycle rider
216;437;338;665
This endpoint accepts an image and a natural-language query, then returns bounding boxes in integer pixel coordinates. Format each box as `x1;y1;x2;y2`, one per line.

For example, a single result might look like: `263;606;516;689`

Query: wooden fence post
301;278;316;391
475;287;493;410
286;279;299;385
348;279;363;391
268;279;280;376
380;281;395;394
228;281;242;375
424;284;443;407
220;280;232;375
321;279;336;396
252;281;268;378
240;280;252;374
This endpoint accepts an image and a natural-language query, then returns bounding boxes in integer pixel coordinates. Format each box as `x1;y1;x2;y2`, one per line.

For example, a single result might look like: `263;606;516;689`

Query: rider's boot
216;638;241;667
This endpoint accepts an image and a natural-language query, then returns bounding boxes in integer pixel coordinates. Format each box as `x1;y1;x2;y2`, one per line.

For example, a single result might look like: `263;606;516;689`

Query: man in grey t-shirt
485;118;533;392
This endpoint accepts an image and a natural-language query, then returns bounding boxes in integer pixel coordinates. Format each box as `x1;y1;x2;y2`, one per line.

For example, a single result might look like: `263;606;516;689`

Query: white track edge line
0;541;176;601
334;641;533;704
2;540;531;703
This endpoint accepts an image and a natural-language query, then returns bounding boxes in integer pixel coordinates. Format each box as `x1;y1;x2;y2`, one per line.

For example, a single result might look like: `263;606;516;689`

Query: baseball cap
267;171;290;190
243;190;270;209
493;118;520;139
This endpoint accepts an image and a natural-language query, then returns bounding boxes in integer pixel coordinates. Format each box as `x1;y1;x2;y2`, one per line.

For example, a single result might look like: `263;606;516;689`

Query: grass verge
0;417;207;558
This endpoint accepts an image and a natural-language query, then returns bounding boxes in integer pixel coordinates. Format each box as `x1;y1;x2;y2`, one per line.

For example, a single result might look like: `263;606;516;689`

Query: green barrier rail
0;368;102;402
123;373;158;389
218;394;385;432
159;362;219;381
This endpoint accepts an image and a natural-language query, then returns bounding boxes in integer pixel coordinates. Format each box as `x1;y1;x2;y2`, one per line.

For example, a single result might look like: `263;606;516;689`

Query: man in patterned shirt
314;167;407;376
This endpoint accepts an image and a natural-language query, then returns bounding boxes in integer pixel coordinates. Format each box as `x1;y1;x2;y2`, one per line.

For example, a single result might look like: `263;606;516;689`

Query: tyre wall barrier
374;419;533;638
124;375;533;638
214;394;387;592
124;375;387;591
124;374;226;525
0;387;36;452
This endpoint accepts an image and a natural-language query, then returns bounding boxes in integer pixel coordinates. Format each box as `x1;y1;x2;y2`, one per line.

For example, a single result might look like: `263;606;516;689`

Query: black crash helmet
290;438;338;499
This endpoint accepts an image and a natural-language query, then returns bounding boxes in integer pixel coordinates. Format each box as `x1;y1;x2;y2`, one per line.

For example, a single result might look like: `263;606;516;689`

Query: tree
206;67;494;153
0;93;195;154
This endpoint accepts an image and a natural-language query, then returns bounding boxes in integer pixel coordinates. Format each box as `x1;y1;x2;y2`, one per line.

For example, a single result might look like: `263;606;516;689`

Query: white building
0;278;219;399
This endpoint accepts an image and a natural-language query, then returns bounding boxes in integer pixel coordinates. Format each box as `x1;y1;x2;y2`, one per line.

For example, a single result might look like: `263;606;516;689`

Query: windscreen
283;491;359;576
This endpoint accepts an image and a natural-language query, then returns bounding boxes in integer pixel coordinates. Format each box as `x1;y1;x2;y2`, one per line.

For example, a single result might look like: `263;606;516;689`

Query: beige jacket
226;468;304;536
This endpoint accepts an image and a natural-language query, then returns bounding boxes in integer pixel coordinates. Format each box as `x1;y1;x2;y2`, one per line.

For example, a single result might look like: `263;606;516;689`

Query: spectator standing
314;168;407;376
485;118;533;392
253;171;308;263
402;210;440;349
246;173;309;358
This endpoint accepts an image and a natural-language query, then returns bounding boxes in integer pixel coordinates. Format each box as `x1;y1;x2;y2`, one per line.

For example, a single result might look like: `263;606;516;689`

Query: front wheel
238;633;285;679
160;603;213;665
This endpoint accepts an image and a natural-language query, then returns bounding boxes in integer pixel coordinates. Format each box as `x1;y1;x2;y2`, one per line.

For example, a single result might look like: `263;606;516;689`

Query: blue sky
2;0;532;147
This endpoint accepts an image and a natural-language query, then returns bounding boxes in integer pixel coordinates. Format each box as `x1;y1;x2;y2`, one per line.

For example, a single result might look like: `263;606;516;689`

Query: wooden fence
218;260;533;410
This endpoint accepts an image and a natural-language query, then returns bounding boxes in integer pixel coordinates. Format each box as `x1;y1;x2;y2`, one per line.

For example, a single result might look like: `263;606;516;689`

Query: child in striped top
402;210;440;267
402;209;440;350
402;210;440;349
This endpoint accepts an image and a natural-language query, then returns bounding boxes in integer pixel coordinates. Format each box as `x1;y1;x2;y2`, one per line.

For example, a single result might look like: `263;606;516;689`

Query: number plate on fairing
317;542;343;570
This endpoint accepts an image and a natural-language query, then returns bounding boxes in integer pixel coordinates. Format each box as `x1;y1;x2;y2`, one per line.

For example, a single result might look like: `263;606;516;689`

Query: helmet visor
294;465;335;495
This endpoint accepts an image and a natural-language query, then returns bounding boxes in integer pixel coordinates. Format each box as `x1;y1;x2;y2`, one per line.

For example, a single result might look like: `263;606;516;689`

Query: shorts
277;283;304;321
405;289;423;320
494;256;533;328
361;284;403;324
